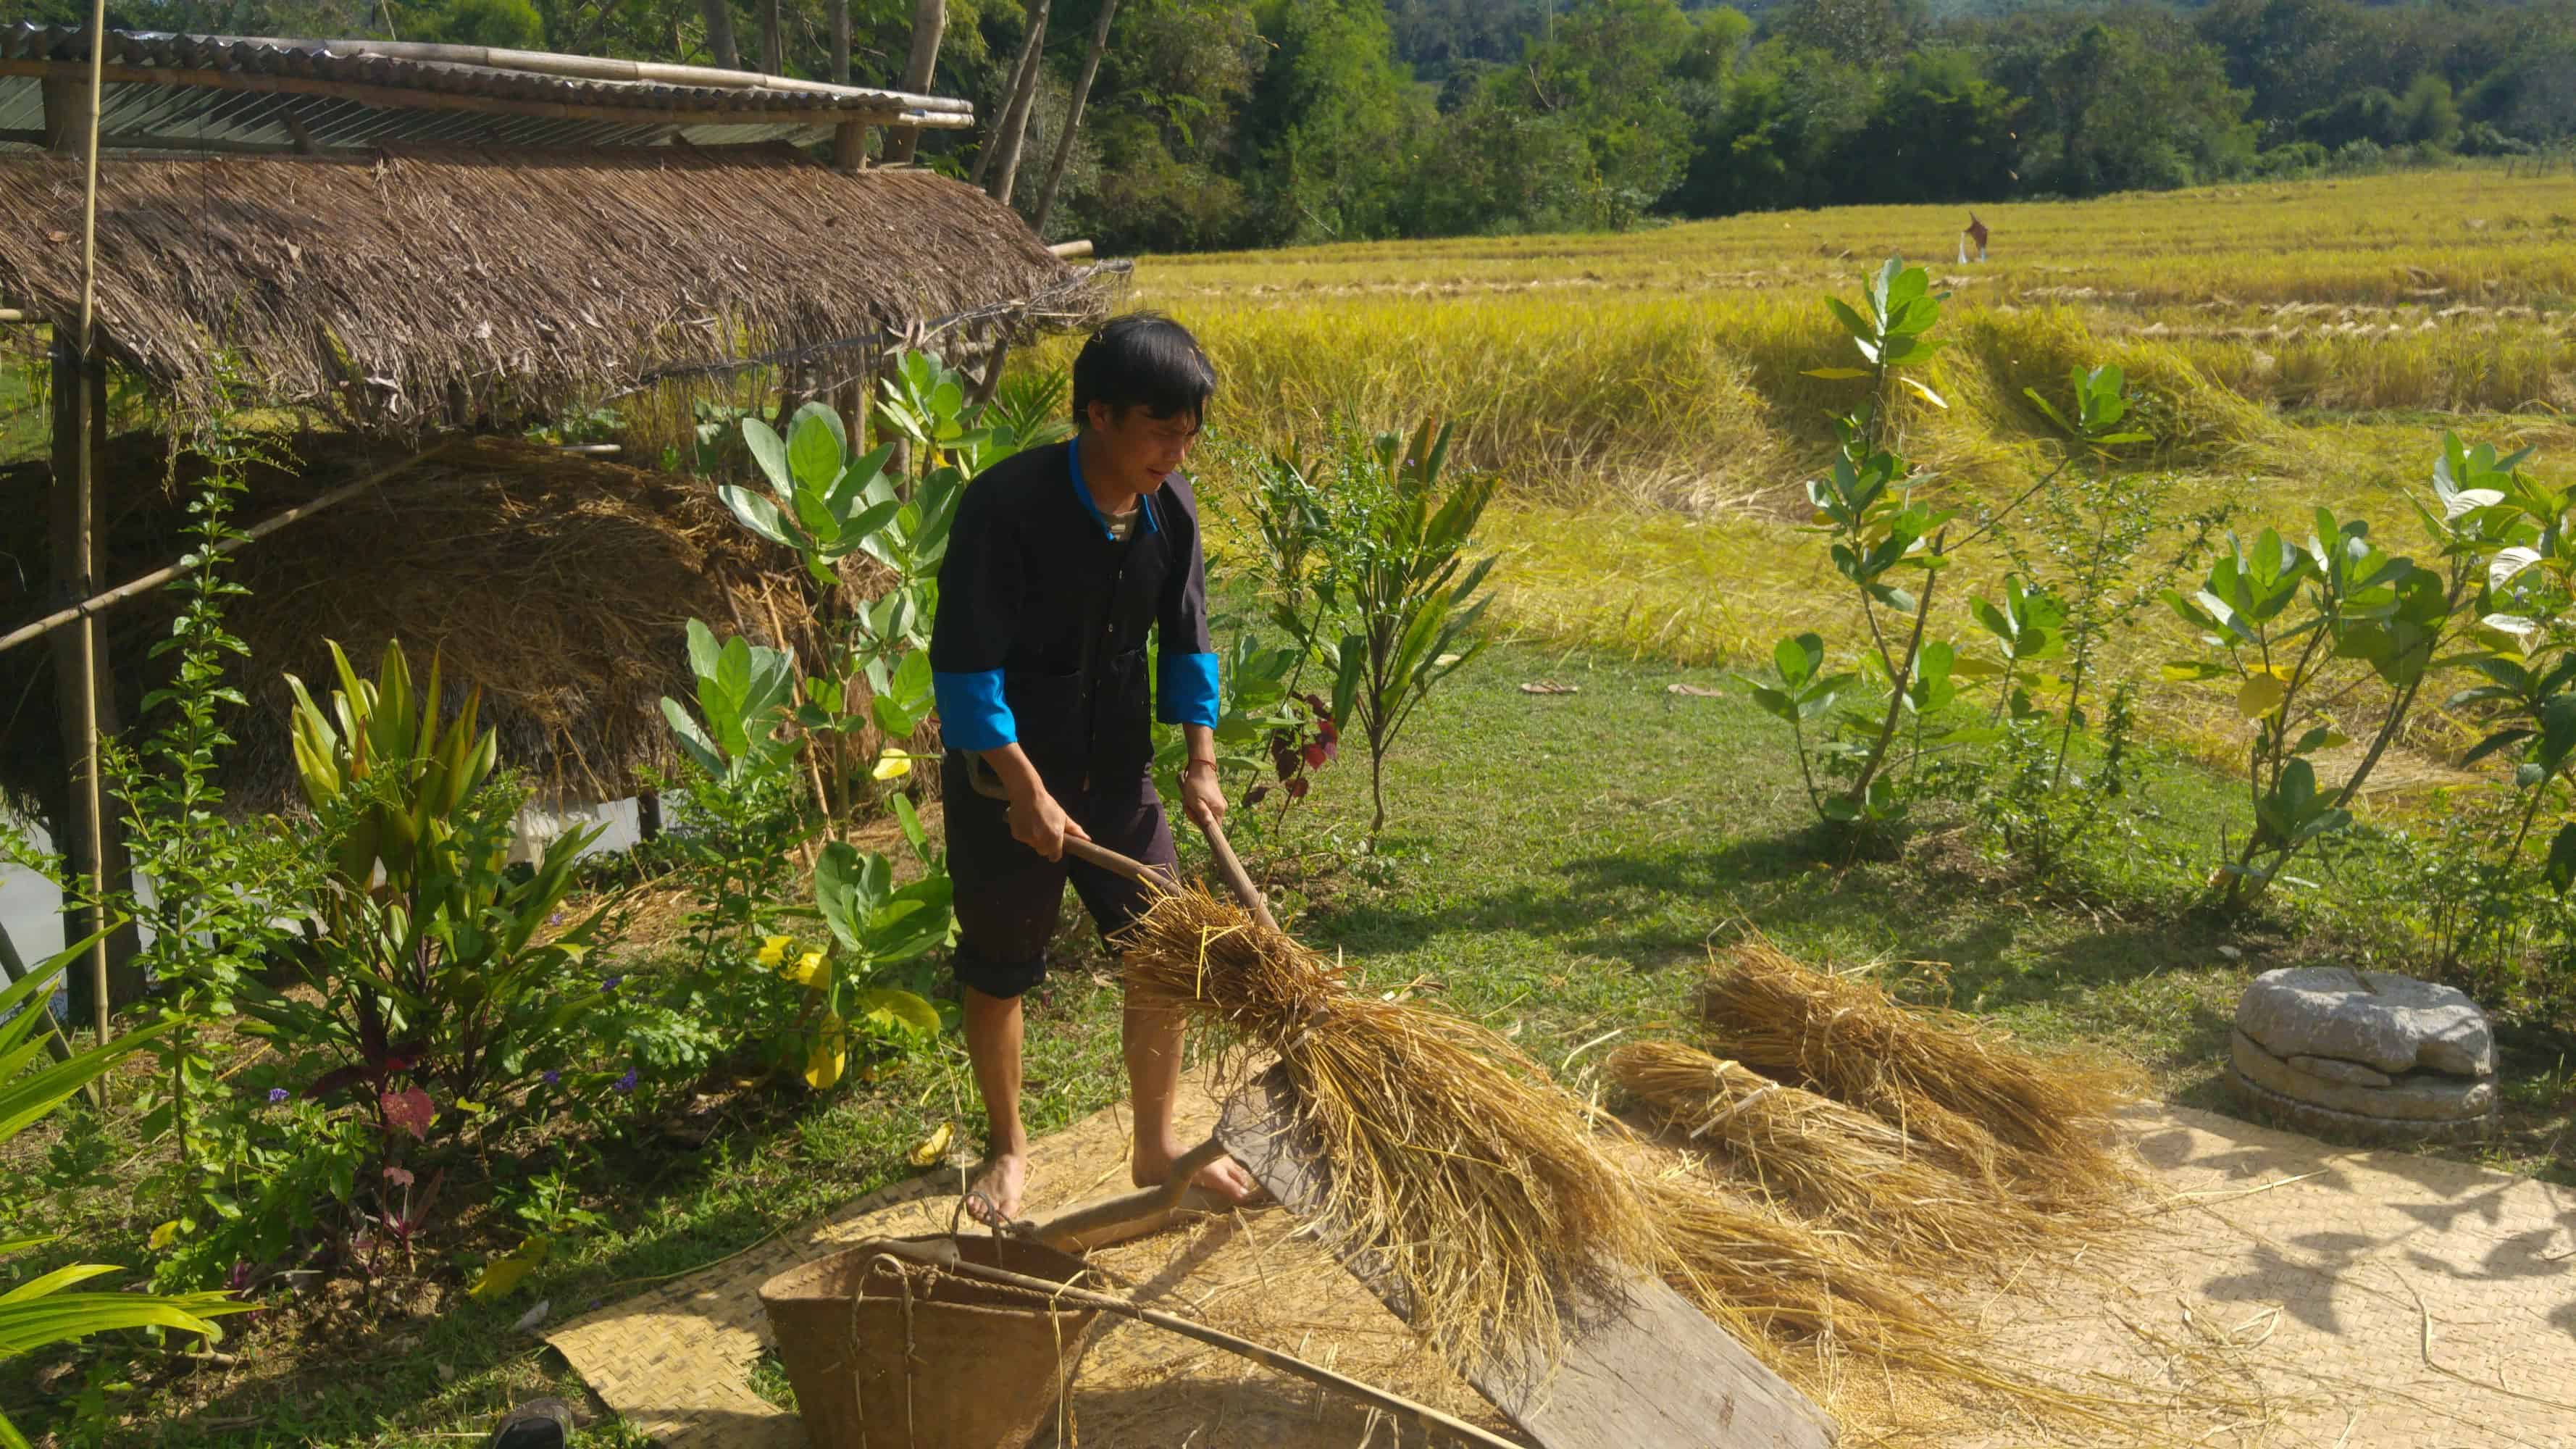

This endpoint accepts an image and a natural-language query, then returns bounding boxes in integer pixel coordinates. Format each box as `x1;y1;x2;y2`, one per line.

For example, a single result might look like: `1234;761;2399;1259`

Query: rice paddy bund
1057;164;2576;767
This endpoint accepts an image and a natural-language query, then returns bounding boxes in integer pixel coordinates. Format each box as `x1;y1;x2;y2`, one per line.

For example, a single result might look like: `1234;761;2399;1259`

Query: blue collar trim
1069;438;1160;540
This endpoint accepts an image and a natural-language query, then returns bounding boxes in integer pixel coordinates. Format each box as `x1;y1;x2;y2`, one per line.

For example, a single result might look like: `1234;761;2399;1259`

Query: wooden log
40;72;87;152
1047;238;1094;259
1216;1065;1840;1449
885;0;949;164
832;120;865;173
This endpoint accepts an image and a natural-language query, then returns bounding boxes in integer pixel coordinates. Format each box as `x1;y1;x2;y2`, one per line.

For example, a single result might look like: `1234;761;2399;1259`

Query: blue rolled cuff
933;669;1016;752
1157;652;1221;729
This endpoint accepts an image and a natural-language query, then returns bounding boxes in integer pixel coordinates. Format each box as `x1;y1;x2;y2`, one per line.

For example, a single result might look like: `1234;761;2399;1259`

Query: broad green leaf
2237;673;2287;719
716;485;794;547
850;987;940;1039
1773;633;1824;689
741;418;792;497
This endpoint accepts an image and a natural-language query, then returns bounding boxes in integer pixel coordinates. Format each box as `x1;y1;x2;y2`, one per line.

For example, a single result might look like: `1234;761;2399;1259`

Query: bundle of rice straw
1608;1040;2030;1274
1699;939;2141;1208
1124;887;1663;1374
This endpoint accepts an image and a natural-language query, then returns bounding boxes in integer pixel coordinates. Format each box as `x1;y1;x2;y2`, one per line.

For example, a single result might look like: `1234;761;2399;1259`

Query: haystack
0;430;835;817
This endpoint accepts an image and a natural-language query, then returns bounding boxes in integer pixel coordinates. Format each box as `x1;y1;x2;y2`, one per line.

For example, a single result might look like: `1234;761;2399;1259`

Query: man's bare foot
1132;1141;1263;1205
964;1151;1030;1227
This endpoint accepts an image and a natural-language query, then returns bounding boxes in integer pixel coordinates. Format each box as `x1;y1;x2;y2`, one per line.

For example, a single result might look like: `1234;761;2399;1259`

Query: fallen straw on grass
1609;1040;2032;1275
1699;938;2142;1207
1123;886;1662;1378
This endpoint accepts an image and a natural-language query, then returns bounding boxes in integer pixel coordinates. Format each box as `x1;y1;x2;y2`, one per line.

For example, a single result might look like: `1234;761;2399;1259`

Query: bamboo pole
1047;239;1093;259
861;1240;1522;1449
208;36;971;110
0;451;443;659
73;0;111;1057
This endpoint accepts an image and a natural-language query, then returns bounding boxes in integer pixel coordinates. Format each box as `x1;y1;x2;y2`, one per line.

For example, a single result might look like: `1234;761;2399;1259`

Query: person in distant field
929;312;1262;1225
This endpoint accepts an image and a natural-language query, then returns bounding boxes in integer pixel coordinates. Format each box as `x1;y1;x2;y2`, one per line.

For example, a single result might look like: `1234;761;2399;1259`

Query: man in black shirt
929;314;1258;1223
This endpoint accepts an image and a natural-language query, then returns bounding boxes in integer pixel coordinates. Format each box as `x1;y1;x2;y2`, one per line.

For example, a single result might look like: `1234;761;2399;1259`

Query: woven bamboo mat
548;1087;2576;1448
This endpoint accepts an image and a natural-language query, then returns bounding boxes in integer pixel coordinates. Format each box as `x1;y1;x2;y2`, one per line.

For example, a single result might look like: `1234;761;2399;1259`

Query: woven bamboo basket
757;1235;1108;1449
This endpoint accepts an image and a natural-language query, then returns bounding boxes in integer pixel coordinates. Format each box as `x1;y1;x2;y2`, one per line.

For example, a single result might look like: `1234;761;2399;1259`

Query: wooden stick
0;450;443;659
1046;239;1095;259
1195;816;1279;932
862;1240;1521;1449
1026;1135;1228;1249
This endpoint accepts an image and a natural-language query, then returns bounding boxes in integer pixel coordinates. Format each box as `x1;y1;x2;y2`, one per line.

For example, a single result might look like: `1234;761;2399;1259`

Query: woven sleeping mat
547;1083;2576;1448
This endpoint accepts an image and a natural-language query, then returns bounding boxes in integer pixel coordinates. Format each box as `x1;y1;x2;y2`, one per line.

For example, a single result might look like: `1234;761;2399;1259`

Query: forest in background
9;0;2576;251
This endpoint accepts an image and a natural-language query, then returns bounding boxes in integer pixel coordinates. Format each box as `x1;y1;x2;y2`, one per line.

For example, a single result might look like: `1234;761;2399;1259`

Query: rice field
1048;164;2576;768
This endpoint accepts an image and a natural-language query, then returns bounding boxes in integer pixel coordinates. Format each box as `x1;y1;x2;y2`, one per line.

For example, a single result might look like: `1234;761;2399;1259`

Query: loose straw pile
1699;939;2143;1210
1124;887;1661;1374
1609;1040;2030;1274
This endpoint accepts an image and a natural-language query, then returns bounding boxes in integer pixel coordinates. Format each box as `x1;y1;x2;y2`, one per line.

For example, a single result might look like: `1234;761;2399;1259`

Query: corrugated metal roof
0;25;971;153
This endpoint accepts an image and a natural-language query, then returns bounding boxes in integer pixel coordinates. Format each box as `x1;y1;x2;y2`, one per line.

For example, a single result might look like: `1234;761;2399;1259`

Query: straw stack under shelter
0;430;845;818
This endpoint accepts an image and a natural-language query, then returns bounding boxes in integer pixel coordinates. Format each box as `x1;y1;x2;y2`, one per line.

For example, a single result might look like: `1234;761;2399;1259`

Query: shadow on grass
1319;819;2236;1012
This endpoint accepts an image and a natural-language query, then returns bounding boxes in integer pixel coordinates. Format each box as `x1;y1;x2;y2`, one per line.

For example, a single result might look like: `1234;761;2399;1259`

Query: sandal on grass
485;1397;574;1449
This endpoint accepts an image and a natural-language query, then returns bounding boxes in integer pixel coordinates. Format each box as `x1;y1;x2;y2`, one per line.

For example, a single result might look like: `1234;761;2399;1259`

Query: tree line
26;0;2576;250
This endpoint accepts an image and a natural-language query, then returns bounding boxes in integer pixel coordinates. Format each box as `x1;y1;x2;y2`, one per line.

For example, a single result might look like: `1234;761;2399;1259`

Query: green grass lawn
36;638;2576;1447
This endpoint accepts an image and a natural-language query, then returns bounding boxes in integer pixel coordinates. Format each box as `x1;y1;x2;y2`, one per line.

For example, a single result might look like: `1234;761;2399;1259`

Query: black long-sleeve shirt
929;438;1218;793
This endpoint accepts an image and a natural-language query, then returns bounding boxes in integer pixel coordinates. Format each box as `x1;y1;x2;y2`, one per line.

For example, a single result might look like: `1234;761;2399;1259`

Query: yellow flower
785;950;828;990
804;1014;849;1090
756;935;793;968
871;751;913;782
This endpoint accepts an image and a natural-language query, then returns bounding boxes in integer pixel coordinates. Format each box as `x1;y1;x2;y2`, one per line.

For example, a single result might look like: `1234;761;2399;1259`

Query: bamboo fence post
58;10;133;1053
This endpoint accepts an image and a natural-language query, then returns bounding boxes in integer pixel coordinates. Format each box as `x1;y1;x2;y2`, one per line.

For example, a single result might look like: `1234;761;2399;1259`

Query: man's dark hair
1071;312;1216;427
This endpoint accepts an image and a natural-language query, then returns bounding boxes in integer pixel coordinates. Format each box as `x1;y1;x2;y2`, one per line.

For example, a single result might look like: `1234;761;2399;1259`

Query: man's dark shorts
940;751;1176;1000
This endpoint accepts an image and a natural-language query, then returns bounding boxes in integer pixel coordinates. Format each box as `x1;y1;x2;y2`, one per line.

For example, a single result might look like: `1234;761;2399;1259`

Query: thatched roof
0;144;1091;430
0;431;850;816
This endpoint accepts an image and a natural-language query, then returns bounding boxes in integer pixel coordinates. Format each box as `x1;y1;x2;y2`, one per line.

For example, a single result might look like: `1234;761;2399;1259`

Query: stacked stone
2229;966;2497;1145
